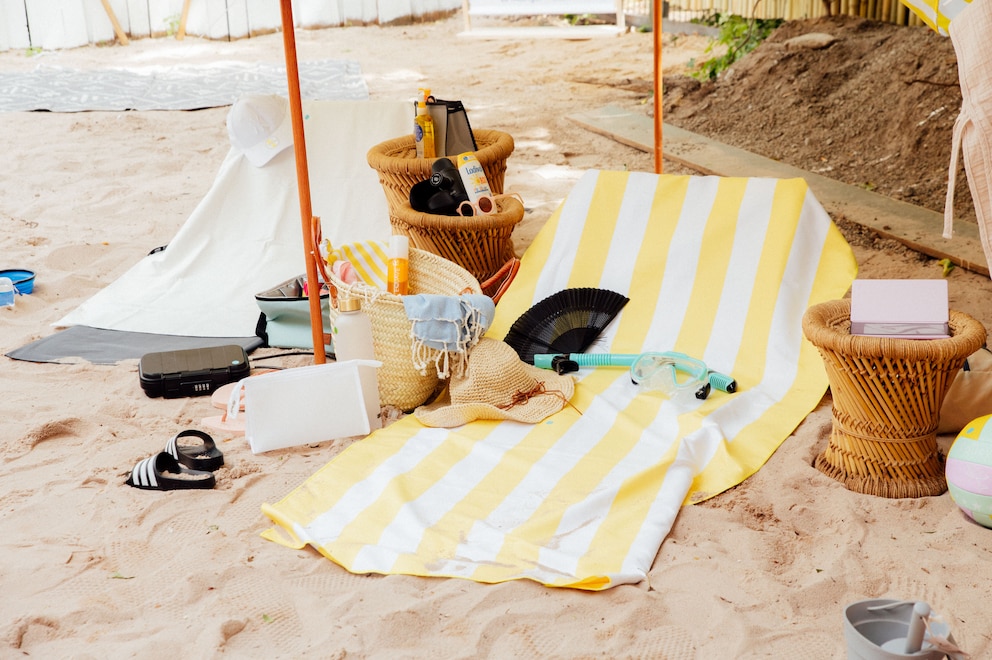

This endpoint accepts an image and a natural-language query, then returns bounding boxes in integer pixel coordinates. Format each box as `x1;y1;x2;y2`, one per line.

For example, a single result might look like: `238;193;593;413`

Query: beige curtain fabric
944;0;992;277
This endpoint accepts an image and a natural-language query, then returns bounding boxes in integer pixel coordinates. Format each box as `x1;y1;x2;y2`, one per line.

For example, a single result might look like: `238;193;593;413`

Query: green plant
690;13;783;81
164;13;180;36
24;46;42;57
564;13;596;25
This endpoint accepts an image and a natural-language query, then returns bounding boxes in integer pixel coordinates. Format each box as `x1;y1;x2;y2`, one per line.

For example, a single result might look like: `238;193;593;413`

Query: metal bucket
844;600;949;659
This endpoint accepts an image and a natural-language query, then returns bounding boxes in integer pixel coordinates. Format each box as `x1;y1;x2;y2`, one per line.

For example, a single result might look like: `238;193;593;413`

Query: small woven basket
366;129;514;216
802;299;987;498
329;247;482;412
389;196;524;283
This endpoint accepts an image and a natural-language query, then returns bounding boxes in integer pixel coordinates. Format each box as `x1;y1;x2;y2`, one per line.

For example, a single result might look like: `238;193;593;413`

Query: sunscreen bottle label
457;153;492;203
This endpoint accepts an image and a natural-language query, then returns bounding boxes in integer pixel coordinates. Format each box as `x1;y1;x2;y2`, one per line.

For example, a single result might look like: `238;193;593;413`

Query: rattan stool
802;299;986;498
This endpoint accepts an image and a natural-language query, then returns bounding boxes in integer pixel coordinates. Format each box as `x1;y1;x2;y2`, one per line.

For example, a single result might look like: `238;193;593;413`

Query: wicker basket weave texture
366;129;514;215
389;196;524;283
329;248;482;412
802;299;987;498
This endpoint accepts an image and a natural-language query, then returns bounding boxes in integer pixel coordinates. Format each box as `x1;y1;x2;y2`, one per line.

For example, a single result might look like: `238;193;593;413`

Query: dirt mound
662;16;974;224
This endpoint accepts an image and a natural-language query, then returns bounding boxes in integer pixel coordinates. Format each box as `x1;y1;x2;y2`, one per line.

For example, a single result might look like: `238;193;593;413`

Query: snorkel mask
532;351;737;400
629;352;711;400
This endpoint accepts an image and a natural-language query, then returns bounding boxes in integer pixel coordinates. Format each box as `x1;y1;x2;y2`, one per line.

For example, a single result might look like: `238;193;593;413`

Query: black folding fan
503;288;630;364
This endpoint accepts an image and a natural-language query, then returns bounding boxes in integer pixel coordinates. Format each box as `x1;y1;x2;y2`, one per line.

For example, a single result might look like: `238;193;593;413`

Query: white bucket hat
226;94;294;167
414;338;575;428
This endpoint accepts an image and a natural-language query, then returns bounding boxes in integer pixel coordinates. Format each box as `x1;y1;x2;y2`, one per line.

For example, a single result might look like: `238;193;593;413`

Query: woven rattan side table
802;299;986;498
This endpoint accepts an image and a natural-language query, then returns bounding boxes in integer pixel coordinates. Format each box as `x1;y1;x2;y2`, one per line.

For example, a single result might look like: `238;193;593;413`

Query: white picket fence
0;0;462;51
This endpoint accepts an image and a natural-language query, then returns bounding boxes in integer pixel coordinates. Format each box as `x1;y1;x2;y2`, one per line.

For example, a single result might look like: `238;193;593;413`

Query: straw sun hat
414;338;575;428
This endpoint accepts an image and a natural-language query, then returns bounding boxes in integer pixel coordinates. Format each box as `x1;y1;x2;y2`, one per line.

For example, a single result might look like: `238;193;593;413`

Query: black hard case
139;345;249;398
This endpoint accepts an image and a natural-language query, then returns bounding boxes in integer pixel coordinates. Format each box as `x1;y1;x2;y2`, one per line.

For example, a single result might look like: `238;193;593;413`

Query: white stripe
303;427;451;546
131;456;158;488
532;170;599;299
531;395;688;585
644;176;718;345
349;421;535;575
702;178;777;371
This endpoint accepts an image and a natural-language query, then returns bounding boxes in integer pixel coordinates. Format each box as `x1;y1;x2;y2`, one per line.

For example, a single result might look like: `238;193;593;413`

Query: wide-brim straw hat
415;338;575;428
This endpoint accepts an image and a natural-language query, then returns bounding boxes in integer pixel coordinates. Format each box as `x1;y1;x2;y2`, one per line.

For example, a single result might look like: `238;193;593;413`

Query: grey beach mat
0;59;368;112
6;325;264;365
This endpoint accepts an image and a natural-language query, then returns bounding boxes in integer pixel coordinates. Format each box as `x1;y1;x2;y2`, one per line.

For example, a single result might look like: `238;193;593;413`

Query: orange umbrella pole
279;0;326;363
653;0;663;174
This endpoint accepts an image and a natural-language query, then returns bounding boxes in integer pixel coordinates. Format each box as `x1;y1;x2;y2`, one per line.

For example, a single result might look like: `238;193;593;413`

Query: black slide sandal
126;452;215;491
164;430;224;471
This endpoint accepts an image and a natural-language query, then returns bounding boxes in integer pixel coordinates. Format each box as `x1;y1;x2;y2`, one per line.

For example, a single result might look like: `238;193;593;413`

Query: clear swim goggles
629;352;711;400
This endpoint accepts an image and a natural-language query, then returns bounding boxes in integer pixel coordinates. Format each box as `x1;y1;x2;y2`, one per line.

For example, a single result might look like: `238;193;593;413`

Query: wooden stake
178;0;192;40
653;0;663;174
100;0;129;45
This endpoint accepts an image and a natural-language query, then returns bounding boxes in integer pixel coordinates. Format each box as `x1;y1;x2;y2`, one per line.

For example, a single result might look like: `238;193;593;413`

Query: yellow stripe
472;174;696;584
687;181;857;501
261;416;417;531
611;174;691;352
325;419;495;568
339;241;388;287
393;407;585;578
572;384;729;584
487;199;567;339
726;179;803;394
565;171;628;290
675;177;748;357
467;369;631;585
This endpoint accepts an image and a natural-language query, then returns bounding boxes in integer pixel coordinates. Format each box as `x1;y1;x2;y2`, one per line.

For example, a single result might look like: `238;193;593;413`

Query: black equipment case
139;345;250;398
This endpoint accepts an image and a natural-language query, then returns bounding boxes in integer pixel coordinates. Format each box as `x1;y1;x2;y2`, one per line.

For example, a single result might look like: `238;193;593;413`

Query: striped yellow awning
899;0;972;34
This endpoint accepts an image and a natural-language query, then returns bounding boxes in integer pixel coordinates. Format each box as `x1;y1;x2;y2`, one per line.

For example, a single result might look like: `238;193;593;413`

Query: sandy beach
2;13;991;658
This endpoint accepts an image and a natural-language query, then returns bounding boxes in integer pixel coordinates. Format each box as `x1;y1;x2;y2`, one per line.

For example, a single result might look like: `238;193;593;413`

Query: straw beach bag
328;246;482;411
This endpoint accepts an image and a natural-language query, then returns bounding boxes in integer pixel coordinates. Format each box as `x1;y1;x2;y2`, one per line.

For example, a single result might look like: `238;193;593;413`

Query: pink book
850;279;949;339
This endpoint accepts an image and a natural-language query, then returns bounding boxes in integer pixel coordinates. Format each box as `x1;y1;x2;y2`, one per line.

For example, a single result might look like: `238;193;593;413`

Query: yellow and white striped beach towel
262;170;857;590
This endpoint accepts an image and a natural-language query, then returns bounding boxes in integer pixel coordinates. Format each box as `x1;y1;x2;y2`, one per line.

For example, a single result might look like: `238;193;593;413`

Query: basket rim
802;298;986;360
329;247;481;305
367;128;514;166
392;196;524;231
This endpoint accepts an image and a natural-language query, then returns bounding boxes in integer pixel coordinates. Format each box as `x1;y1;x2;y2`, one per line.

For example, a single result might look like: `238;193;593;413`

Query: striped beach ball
946;414;992;529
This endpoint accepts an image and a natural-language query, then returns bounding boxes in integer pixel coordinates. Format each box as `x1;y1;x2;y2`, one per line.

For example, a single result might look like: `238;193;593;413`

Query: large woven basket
366;129;514;216
329;247;482;412
389;196;524;283
802;299;987;498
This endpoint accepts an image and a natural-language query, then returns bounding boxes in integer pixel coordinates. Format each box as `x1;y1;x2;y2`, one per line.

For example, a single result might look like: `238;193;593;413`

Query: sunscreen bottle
457;152;494;213
414;101;436;159
387;234;409;296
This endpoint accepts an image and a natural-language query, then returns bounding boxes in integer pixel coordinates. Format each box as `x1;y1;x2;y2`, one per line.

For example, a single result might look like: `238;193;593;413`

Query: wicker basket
389;196;524;283
802;299;987;498
328;247;481;412
366;129;515;216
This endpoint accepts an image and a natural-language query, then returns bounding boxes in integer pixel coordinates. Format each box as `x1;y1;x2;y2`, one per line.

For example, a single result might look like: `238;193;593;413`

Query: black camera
409;157;470;216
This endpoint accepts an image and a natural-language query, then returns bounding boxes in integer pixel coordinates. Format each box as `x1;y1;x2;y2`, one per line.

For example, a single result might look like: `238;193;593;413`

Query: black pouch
139;345;250;398
426;98;477;157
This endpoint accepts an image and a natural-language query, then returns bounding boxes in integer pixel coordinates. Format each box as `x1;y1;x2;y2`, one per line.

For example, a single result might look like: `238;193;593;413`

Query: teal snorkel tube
533;351;737;400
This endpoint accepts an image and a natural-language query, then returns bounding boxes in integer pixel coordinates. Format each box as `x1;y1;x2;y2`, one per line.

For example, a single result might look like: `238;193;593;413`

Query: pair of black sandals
125;430;224;491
